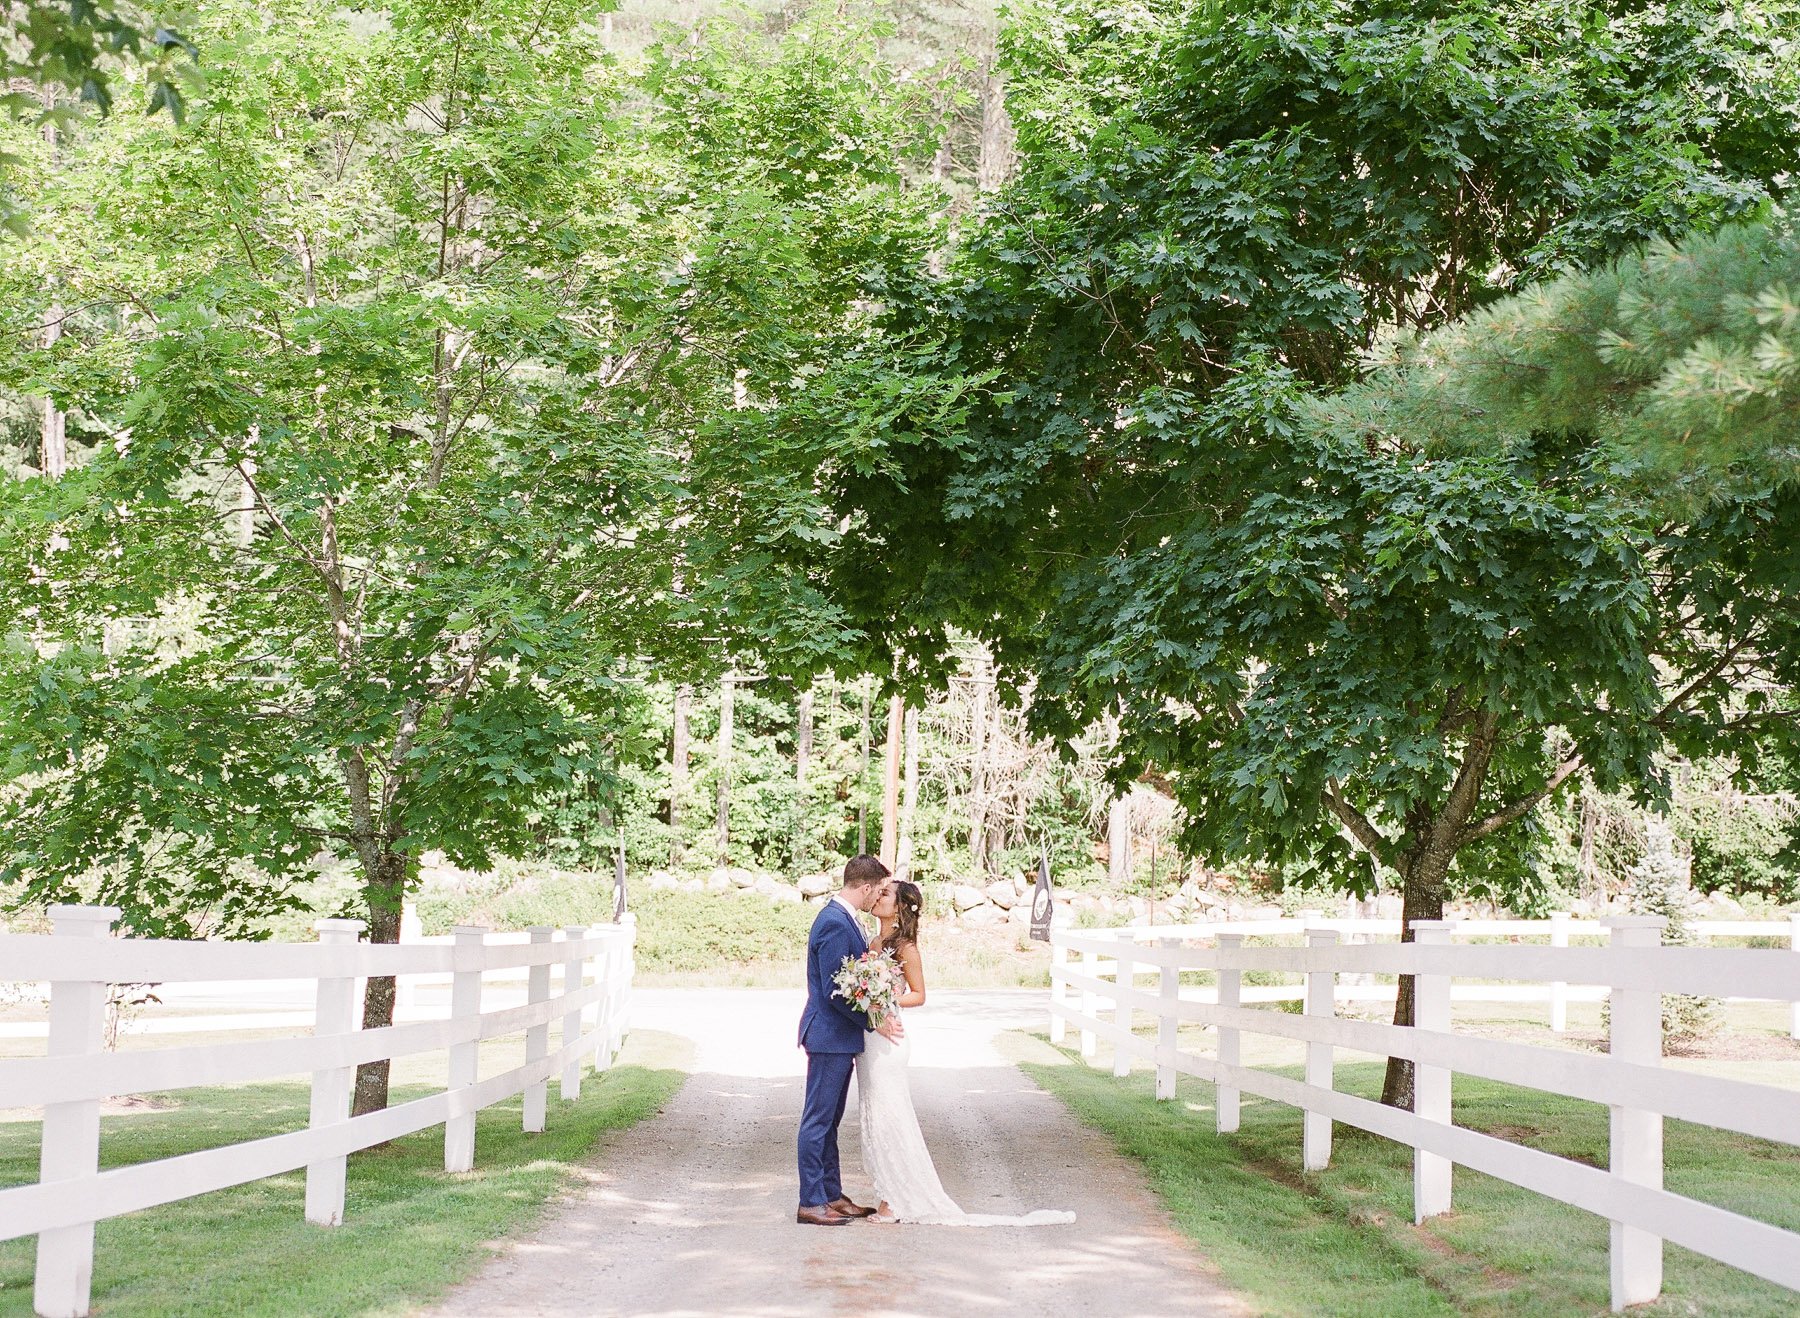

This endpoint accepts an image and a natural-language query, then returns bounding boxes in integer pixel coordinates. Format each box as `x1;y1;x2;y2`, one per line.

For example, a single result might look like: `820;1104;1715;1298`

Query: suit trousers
797;1049;857;1207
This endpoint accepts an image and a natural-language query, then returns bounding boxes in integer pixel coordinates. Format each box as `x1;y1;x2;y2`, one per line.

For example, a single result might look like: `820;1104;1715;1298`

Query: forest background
3;0;1799;1115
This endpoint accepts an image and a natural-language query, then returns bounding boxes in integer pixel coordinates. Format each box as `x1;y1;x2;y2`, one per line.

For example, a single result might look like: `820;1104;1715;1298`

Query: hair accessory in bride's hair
888;879;924;950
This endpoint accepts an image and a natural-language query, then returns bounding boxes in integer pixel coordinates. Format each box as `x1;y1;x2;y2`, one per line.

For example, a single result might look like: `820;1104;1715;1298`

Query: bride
857;879;1074;1227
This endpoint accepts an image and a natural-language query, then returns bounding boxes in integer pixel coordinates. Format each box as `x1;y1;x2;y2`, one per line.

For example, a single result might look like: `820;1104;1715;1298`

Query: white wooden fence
1088;913;1800;1036
0;905;636;1318
1050;916;1800;1312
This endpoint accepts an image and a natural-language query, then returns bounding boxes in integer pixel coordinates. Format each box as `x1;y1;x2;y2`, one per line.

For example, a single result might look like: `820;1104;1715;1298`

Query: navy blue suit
796;898;871;1207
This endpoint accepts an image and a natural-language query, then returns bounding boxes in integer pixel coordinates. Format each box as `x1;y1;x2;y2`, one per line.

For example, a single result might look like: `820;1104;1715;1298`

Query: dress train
857;1019;1074;1227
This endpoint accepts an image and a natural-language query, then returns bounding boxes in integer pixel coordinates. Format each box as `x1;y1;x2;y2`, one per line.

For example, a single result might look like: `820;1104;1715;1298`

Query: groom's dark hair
842;854;891;888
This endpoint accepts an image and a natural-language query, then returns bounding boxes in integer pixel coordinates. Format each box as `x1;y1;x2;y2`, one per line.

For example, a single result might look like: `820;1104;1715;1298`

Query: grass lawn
0;1029;691;1317
1003;1023;1800;1317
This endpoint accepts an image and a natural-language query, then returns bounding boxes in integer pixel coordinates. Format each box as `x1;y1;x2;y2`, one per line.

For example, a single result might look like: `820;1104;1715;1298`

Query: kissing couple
794;854;1075;1228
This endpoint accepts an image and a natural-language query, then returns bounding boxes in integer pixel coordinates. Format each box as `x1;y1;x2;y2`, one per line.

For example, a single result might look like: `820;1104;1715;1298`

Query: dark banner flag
613;838;628;922
1029;844;1054;942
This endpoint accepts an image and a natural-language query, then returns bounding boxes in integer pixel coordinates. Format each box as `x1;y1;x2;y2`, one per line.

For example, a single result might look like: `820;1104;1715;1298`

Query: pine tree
1621;822;1723;1047
1320;220;1800;506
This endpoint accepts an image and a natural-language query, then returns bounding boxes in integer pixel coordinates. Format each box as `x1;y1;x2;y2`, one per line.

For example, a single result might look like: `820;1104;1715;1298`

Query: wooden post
1605;916;1666;1311
34;905;117;1318
524;927;553;1133
594;938;615;1072
395;903;421;1014
879;694;903;867
1411;921;1454;1222
1303;927;1339;1172
615;913;636;1055
561;927;587;1101
1079;948;1098;1061
1789;914;1799;1041
1113;948;1135;1078
1549;911;1571;1033
1216;933;1243;1134
444;925;486;1174
1049;940;1068;1045
304;918;365;1227
1156;940;1179;1101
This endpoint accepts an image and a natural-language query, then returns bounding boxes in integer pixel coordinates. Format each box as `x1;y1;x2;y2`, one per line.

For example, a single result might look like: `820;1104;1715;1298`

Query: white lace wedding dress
857;1008;1075;1227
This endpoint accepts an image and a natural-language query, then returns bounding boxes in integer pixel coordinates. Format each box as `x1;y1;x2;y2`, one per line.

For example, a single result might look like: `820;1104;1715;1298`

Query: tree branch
1651;633;1760;728
1456;753;1583;845
1322;779;1392;865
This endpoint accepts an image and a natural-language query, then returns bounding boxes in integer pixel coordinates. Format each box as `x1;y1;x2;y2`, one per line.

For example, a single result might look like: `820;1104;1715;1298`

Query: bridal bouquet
832;949;900;1028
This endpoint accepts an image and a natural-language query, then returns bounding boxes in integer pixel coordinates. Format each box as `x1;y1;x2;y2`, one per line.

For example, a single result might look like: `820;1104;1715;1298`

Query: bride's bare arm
895;943;926;1008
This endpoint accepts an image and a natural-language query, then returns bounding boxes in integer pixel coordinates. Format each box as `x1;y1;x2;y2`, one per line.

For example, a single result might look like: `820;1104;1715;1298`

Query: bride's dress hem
858;1019;1074;1229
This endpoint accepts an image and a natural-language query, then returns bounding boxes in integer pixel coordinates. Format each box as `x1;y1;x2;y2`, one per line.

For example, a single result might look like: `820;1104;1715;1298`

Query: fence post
396;902;421;1015
1079;948;1098;1062
561;926;587;1102
1156;940;1178;1101
593;936;615;1072
1049;940;1068;1045
1789;915;1799;1042
1303;927;1339;1172
1113;947;1135;1078
304;918;365;1227
1216;932;1243;1134
597;913;634;1066
1411;921;1454;1222
524;927;554;1133
615;912;636;1058
1605;916;1666;1311
1549;911;1571;1033
34;905;118;1318
444;925;487;1174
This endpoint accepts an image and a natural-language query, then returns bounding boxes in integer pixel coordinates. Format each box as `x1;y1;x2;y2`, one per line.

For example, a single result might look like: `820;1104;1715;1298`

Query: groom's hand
877;1016;904;1043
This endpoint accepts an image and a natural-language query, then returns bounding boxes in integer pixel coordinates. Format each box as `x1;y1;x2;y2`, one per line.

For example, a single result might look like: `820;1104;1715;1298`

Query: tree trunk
670;684;690;864
794;686;814;868
715;673;734;868
897;707;920;875
1108;795;1132;886
857;680;872;855
975;43;1014;192
1578;788;1599;901
1378;850;1451;1110
352;848;409;1117
41;304;66;479
879;694;903;867
968;672;989;876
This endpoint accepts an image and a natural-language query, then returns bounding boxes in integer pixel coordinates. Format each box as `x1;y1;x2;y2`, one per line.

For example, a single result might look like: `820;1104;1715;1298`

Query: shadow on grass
999;1031;1799;1318
0;1031;693;1318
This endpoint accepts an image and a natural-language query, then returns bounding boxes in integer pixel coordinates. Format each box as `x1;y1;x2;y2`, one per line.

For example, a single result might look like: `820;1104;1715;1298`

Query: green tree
0;1;939;1111
1;0;196;231
788;0;1800;1106
1317;220;1800;502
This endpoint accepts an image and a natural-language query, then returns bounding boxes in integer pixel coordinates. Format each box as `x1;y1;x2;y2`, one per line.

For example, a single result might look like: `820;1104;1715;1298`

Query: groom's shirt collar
831;893;861;920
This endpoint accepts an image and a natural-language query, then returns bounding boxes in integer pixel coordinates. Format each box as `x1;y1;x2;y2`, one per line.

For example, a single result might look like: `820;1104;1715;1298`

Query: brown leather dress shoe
796;1204;850;1226
828;1196;877;1218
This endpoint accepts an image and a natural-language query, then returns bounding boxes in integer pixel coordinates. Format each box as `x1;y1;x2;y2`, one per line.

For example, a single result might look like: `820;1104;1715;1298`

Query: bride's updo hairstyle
889;880;924;951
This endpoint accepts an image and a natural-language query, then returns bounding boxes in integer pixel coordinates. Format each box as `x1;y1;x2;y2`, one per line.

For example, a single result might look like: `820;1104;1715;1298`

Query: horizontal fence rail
1;906;637;1318
1068;913;1800;1038
1050;916;1800;1312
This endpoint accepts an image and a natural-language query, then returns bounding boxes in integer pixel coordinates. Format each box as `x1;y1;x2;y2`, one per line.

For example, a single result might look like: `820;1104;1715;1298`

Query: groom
795;854;903;1226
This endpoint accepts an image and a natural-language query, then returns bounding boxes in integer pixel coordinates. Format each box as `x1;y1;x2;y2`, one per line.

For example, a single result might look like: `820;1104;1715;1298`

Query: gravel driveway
425;988;1247;1318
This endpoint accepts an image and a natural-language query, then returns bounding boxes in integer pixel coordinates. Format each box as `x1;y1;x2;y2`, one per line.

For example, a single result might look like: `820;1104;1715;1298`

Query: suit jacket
798;899;871;1053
